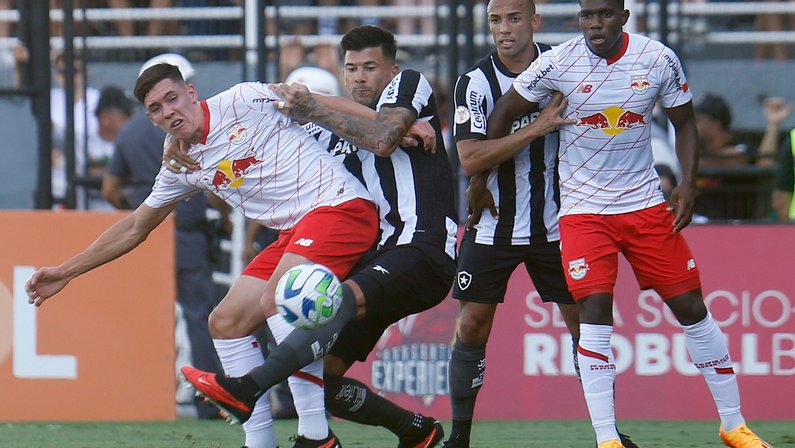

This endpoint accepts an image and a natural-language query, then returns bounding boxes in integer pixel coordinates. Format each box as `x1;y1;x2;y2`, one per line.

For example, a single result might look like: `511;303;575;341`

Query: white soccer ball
274;263;343;329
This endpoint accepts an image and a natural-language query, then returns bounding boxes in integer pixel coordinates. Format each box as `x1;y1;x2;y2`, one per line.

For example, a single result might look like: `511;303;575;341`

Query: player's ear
187;83;198;102
391;65;400;76
621;8;630;26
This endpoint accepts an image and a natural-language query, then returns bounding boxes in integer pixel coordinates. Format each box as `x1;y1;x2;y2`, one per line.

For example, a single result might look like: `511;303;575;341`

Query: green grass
0;419;793;448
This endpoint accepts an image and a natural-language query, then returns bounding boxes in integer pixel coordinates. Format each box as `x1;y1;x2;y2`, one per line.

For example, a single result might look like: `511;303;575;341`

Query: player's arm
484;89;571;163
664;101;699;232
276;83;420;157
25;202;178;306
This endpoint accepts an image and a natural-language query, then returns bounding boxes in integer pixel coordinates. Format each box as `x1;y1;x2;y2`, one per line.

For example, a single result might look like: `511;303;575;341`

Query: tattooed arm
276;83;415;157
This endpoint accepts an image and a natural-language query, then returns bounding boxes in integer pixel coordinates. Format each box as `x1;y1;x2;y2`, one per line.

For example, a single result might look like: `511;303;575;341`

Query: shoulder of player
213;82;278;106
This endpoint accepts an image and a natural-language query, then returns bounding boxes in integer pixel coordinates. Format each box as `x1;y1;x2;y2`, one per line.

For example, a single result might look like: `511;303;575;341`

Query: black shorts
452;238;574;305
329;242;456;365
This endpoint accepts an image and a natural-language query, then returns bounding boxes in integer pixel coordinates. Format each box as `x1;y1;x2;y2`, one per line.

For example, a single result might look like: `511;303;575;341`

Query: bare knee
208;306;262;339
457;302;497;345
665;290;707;325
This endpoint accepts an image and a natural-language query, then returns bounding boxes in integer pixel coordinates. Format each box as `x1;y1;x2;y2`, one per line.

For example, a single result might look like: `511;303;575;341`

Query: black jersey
453;44;561;246
306;69;458;259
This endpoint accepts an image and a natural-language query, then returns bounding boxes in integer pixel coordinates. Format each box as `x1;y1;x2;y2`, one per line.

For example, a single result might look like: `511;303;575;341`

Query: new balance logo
294;238;314;247
686;258;696;270
372;265;390;275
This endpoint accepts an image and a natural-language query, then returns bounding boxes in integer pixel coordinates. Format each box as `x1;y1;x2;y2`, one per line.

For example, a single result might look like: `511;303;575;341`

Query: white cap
138;53;195;80
285;66;341;96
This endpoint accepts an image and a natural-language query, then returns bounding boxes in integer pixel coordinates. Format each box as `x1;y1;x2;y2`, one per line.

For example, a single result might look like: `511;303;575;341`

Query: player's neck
499;43;536;75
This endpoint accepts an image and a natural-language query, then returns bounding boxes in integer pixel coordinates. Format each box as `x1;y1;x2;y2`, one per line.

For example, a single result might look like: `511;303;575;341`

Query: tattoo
309;104;414;154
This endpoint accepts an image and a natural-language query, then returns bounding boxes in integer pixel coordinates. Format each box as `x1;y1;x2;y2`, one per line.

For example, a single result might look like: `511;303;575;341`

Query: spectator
757;96;795;220
107;0;175;38
694;92;751;168
100;52;225;419
92;86;134;175
753;0;794;60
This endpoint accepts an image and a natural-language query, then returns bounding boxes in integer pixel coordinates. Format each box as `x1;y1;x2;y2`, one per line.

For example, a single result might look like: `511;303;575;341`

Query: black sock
246;284;358;392
447;336;485;442
325;375;415;436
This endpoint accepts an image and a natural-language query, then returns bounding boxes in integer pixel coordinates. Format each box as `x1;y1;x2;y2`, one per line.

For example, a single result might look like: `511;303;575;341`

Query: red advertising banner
346;225;795;420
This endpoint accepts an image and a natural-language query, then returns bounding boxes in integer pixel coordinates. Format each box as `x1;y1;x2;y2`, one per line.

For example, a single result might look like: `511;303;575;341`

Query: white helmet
285;66;341;96
138;53;195;80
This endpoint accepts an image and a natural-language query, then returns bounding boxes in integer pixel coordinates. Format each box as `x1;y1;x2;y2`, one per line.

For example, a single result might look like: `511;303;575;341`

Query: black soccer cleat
397;415;445;448
290;429;342;448
619;431;640;448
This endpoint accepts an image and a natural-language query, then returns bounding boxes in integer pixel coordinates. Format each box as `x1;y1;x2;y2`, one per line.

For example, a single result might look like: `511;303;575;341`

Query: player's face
342;46;399;108
144;78;201;143
487;0;539;62
578;0;629;58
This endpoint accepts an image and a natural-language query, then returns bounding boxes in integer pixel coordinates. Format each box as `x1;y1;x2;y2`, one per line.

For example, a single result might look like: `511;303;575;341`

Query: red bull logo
211;156;263;191
227;126;247;144
576;106;647;136
630;75;650;94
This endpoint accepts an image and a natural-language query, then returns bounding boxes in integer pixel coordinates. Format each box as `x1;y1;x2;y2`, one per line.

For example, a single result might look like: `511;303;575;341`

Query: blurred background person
694;92;752;168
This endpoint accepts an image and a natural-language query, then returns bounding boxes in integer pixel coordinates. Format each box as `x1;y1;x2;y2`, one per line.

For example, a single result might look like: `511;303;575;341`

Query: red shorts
559;202;701;301
242;198;378;281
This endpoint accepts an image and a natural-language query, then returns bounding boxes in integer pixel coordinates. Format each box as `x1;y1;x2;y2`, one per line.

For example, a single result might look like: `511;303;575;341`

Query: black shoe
619;432;640;448
290;429;342;448
397;415;445;448
441;434;468;448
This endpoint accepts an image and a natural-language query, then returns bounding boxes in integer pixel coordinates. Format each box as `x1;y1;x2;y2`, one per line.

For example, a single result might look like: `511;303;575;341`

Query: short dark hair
695;92;732;129
96;85;134;117
340;25;397;63
580;0;624;7
133;62;184;104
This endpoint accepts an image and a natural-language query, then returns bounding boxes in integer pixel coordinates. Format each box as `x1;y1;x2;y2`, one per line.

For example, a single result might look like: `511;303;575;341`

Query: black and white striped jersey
304;69;458;260
453;44;561;246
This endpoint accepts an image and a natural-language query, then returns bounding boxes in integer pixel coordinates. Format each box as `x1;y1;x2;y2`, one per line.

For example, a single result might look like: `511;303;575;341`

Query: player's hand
163;134;200;173
669;181;696;232
25;266;71;307
465;174;497;231
402;120;436;153
273;82;316;121
531;92;576;136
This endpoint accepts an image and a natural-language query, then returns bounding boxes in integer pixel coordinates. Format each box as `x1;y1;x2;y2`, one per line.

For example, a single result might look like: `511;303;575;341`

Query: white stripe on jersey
145;82;371;230
514;33;692;217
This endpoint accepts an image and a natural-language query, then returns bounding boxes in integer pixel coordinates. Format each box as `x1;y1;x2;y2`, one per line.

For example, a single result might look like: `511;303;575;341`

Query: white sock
682;313;745;431
578;323;619;444
266;315;329;440
214;336;277;448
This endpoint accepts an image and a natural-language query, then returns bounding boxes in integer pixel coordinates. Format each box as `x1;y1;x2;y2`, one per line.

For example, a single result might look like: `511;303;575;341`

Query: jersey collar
605;32;630;65
199;100;211;144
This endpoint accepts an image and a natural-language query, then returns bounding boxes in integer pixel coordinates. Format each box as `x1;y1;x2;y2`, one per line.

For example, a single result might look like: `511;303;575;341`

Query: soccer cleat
290;429;342;448
597;440;625;448
720;424;774;448
618;432;640;448
397;415;445;448
180;366;256;425
440;434;468;448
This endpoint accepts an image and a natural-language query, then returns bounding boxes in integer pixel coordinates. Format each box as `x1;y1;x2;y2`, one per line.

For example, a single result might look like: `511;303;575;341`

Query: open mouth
170;119;183;130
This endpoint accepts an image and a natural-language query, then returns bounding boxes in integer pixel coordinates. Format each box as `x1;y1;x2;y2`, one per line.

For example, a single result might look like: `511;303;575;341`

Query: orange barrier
0;211;176;421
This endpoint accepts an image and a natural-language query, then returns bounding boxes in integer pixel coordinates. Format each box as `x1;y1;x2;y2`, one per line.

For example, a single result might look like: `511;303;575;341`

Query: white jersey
145;82;371;230
514;32;692;216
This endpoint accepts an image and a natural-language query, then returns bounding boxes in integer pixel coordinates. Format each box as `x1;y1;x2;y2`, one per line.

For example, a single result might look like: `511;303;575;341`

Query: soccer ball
274;263;343;329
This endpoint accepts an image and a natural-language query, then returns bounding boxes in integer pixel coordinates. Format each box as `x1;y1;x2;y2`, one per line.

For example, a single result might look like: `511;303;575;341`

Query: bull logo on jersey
227;125;248;145
575;106;647;136
630;75;651;94
211;156;263;191
568;258;589;281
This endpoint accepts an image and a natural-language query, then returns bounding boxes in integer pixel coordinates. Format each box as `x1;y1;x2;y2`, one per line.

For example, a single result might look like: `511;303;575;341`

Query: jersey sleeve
143;165;200;209
513;52;557;104
377;69;428;117
452;73;488;142
656;46;693;109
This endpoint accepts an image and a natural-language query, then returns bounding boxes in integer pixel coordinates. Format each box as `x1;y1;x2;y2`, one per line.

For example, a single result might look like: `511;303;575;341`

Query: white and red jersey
514;32;692;216
145;82;371;230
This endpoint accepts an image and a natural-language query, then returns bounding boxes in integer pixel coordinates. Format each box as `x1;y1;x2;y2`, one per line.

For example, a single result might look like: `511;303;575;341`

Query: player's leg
184;199;378;436
445;240;521;448
323;244;453;447
559;214;623;447
624;204;770;447
205;274;277;448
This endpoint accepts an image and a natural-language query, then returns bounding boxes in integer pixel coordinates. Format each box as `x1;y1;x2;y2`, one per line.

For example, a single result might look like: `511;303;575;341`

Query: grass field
0;419;793;448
